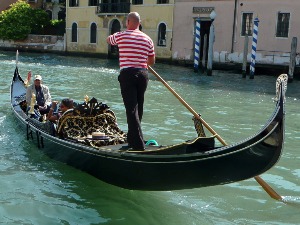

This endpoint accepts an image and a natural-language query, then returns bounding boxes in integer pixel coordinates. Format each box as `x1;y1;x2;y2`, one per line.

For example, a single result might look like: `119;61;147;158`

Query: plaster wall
173;0;300;66
66;4;108;53
173;0;234;61
0;0;17;12
66;0;174;58
132;3;173;59
0;34;64;52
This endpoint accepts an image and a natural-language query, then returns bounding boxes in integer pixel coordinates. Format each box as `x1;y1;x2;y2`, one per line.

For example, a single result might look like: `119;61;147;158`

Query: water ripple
1;51;300;224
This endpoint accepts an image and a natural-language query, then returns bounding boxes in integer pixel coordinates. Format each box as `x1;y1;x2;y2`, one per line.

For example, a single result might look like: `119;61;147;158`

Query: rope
192;115;206;137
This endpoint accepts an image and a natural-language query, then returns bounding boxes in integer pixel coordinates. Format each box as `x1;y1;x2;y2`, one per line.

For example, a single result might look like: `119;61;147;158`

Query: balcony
96;3;130;16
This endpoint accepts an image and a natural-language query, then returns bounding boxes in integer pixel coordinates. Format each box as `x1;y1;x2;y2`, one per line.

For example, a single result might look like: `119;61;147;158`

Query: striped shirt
108;29;155;70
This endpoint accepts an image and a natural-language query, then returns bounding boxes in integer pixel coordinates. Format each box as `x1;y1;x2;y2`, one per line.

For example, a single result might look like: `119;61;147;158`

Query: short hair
61;98;74;108
128;12;141;23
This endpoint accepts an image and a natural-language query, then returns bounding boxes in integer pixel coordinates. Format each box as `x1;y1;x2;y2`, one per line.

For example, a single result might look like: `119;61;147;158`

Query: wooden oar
148;66;227;146
254;176;282;200
148;65;283;201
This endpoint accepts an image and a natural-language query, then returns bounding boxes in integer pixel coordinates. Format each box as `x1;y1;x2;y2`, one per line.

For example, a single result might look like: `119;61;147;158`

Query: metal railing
96;3;130;14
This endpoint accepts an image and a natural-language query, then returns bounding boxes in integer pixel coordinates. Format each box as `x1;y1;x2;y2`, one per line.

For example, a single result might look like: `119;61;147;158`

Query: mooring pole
202;34;208;73
242;34;249;78
207;10;216;76
194;18;201;73
250;17;259;79
288;37;297;83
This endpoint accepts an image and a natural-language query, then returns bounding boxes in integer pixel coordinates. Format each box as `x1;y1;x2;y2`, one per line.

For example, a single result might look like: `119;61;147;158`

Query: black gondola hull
10;67;285;190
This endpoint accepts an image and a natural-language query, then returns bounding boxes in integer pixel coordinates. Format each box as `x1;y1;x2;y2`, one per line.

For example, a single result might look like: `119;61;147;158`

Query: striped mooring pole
194;18;201;73
249;17;259;79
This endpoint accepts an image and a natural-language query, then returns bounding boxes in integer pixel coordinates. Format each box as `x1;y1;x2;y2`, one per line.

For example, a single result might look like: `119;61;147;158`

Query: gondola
10;64;287;191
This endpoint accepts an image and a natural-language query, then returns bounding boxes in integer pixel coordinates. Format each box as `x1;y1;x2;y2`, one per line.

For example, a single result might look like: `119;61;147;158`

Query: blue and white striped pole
194;18;201;72
250;17;259;79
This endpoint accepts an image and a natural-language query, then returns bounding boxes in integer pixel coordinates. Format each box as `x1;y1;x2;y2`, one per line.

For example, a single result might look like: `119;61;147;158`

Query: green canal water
0;51;300;224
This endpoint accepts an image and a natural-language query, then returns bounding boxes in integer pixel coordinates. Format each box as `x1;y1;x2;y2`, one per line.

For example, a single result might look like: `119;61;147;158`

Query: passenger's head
126;12;141;30
34;74;42;87
60;98;74;112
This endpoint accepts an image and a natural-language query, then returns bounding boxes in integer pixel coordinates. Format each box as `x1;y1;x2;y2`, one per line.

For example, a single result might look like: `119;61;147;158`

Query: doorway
199;20;212;69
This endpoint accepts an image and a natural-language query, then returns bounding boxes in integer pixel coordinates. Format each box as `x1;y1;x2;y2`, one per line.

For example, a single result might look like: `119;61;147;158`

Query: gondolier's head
126;12;141;30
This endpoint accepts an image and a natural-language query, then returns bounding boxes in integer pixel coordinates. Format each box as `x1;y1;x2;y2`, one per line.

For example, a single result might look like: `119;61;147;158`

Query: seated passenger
26;74;52;115
47;98;74;123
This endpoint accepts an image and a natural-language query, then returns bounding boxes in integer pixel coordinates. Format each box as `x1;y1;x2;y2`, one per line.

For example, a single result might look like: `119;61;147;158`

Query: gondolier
106;12;155;150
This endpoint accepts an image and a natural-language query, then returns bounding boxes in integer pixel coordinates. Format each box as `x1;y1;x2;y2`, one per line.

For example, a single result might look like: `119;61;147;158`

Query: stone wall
0;34;65;53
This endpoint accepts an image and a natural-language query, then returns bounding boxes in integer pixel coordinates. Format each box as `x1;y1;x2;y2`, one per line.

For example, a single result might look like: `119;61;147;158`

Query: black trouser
118;68;148;150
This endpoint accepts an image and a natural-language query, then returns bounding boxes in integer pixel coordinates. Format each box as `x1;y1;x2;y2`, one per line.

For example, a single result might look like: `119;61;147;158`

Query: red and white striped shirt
108;29;155;70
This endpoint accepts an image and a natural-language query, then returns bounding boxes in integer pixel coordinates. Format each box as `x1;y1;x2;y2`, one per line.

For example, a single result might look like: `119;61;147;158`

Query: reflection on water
1;51;300;224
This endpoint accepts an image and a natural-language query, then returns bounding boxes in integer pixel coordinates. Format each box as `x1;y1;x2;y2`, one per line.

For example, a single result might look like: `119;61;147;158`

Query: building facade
0;0;18;12
65;0;173;59
43;0;66;20
3;0;298;68
173;0;300;66
0;1;65;21
0;0;42;11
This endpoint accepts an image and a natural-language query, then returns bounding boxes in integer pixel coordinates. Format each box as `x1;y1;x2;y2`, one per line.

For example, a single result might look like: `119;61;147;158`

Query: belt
120;67;148;72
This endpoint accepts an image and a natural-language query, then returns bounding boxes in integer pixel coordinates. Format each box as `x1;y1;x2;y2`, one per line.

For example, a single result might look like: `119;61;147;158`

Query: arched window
71;23;77;42
157;23;166;46
109;19;121;55
90;23;97;43
58;9;66;20
46;10;52;20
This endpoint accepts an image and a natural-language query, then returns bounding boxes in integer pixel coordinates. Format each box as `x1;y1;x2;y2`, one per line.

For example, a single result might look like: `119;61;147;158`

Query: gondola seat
56;103;127;147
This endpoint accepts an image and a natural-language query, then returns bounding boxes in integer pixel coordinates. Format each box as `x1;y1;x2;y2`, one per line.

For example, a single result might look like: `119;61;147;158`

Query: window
69;0;79;7
132;0;143;4
90;23;97;43
58;10;66;20
276;12;290;38
71;23;77;42
241;13;253;36
89;0;98;6
157;0;168;3
46;10;52;20
157;23;166;46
